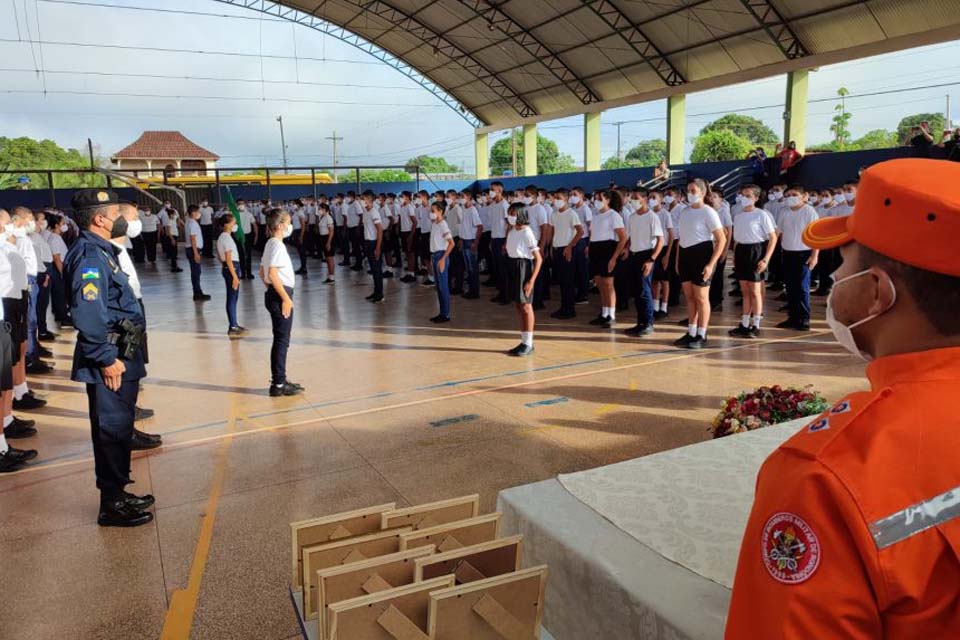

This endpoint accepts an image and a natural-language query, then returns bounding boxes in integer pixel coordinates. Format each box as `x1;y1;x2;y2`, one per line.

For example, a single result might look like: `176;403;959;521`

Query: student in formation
360;191;384;303
813;183;855;296
444;190;463;295
548;188;583;320
764;184;787;292
316;202;336;284
137;204;159;264
199;198;214;258
706;189;734;312
569;187;592;304
185;205;209;302
487;182;509;304
458;190;482;299
398;191;418;283
158;200;182;273
44;214;71;328
477;192;493;279
380;193;398;279
524;186;551;310
333;194;349;266
663;187;684;308
649;191;675;319
291;201;309;276
505;203;543;356
588;190;629;328
216;214;245;337
260;209;302;397
416;190;435;286
428;201;454;324
776;186;819;331
342;191;363;272
624;191;664;337
728;185;778;338
673;178;726;349
31;211;55;345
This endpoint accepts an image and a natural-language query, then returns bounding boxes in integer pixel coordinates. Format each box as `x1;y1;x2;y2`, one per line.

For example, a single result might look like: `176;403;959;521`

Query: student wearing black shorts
587;190;629;329
728;185;778;338
673;179;726;349
649;191;674;319
316;203;336;284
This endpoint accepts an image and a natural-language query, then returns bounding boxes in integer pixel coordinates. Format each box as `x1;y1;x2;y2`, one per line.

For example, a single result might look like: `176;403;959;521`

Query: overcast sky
2;0;958;172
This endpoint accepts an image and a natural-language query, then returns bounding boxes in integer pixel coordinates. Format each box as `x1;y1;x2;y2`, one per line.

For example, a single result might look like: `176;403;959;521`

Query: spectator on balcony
940;127;960;162
907;121;935;158
777;141;803;181
747;147;769;187
653;159;668;181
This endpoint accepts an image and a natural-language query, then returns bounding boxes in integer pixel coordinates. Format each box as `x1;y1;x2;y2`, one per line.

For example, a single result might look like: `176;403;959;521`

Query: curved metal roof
243;0;960;131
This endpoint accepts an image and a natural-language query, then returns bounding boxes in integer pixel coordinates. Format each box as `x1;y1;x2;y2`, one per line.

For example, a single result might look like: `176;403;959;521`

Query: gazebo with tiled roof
111;131;220;177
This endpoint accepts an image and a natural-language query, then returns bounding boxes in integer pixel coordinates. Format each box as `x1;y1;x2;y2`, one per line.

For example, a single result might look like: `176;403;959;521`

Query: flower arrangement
711;385;830;438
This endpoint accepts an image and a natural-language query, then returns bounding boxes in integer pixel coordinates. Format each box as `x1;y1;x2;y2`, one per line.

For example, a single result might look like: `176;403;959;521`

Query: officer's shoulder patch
81;267;100;280
807;417;830;433
829;400;852;416
82;282;99;301
761;512;821;585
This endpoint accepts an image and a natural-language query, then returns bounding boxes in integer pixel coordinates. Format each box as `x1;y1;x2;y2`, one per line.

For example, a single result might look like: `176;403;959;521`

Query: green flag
223;186;246;245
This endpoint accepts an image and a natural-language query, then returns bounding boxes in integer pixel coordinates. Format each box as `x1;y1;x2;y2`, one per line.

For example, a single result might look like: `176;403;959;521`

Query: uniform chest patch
830;400;852;415
807;417;830;433
761;512;821;584
81;268;100;280
82;282;99;301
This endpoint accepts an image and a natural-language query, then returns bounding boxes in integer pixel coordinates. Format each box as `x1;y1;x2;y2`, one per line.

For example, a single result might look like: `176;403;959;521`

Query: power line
0;88;442;107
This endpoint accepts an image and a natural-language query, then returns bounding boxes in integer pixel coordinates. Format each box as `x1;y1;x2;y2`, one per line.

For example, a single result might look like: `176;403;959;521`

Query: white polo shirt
399;203;416;233
417;205;433;233
199;205;214;225
506;226;539;260
489;200;509;239
551;208;581;249
627;210;664;253
574;203;592;239
733;208;777;245
0;240;26;295
217;232;239;263
186;218;203;249
139;209;159;233
261;238;295;288
676;205;723;248
589;209;624;242
429;219;452;253
459;205;482;241
318;213;334;236
362;205;382;241
653;207;674;242
345;200;362;228
777;204;819;251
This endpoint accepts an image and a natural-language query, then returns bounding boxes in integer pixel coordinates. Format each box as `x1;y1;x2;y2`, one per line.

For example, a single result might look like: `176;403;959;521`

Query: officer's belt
106;333;122;345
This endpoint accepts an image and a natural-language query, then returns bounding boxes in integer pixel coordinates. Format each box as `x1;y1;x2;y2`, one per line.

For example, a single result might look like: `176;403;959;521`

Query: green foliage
602;139;667;169
490;131;576;176
807;129;899;153
359;168;413;183
830;87;852;149
0;136;107;189
405;155;460;174
896;113;946;144
690;129;754;163
699;115;779;146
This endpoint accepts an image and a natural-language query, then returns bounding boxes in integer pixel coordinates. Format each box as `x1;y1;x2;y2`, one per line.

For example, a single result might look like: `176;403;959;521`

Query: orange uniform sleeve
725;451;885;639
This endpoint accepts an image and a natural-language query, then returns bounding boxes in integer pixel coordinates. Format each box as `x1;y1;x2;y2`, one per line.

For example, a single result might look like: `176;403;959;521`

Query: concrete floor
0;254;868;640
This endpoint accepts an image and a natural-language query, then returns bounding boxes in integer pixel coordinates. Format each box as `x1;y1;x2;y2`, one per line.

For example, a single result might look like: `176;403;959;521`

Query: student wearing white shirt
444;190;464;295
458;191;483;299
260;209;302;397
290;202;309;276
505;204;543;357
185;205;209;301
43;214;72;328
360;191;385;303
663;187;685;308
217;214;245;336
381;194;399;278
316;203;336;284
488;182;510;303
398;192;419;283
729;185;778;338
672;179;726;349
234;200;258;280
764;184;787;290
344;191;365;271
428;202;454;323
525;187;552;310
776;186;819;330
649;191;675;319
11;210;47;372
158;201;183;273
477;193;493;280
570;187;592;303
624;193;664;336
31;212;56;343
199;198;215;258
706;190;734;311
549;189;583;319
813;184;855;296
588;190;629;328
138;205;159;264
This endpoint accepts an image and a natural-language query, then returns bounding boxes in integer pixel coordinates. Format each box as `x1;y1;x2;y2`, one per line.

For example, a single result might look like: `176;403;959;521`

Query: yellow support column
666;94;686;166
784;69;809;153
475;131;489;180
522;124;537;176
584;112;601;172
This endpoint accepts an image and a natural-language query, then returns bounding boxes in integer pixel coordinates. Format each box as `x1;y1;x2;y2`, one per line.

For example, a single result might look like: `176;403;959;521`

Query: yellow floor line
159;406;240;640
11;331;830;476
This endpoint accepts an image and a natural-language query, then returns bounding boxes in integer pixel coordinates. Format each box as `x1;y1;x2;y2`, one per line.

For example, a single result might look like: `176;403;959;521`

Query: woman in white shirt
729;184;778;338
505;204;542;356
316;203;336;284
185;205;209;301
217;215;245;337
428;202;454;323
588;190;629;328
260;209;302;397
673;178;726;349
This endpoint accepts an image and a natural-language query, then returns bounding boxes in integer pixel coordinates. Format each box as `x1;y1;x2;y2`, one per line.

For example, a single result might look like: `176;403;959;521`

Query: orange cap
802;158;960;277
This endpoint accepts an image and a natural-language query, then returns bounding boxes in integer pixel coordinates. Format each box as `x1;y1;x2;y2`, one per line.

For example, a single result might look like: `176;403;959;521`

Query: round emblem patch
761;512;821;584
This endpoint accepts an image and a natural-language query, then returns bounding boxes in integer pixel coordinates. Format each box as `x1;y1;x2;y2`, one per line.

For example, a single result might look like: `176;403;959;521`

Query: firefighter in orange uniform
725;158;960;639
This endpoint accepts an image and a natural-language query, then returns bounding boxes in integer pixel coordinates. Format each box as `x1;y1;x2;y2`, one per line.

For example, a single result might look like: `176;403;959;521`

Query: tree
690;129;753;163
489;131;574;176
405;155;460;174
896;113;946;145
852;129;899;150
359;168;412;183
830;87;852;149
0;136;107;190
602;139;666;169
699;115;779;147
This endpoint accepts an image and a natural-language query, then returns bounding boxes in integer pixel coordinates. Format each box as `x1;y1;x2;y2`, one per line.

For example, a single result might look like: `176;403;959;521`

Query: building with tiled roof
111;131;219;177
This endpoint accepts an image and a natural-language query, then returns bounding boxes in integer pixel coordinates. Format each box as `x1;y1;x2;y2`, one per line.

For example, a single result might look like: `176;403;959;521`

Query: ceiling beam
459;0;601;105
738;0;809;59
582;0;686;87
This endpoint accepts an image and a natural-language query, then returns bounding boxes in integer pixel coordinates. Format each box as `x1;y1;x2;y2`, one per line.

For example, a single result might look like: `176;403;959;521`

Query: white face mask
809;196;820;206
769;191;782;201
825;269;897;362
631;199;641;208
488;191;496;199
735;194;749;206
282;224;294;238
785;195;802;207
4;223;14;236
662;195;674;204
506;215;517;225
686;192;702;204
844;191;856;202
647;198;659;209
38;220;47;231
126;219;143;239
14;226;27;238
569;195;581;205
345;197;354;204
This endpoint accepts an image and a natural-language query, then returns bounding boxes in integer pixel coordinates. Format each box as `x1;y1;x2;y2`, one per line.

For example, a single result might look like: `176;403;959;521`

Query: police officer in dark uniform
64;190;154;527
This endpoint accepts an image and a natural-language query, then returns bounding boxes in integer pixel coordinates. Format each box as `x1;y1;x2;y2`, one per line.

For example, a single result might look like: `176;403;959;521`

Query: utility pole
276;116;289;174
326;130;343;184
510;127;517;176
87;138;95;169
615;121;623;168
947;94;953;130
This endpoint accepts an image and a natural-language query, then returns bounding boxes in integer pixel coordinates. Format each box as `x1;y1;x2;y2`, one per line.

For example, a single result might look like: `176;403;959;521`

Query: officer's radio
107;319;145;360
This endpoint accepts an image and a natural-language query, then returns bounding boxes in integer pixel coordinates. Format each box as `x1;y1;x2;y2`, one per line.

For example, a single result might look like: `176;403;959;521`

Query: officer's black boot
98;495;154;527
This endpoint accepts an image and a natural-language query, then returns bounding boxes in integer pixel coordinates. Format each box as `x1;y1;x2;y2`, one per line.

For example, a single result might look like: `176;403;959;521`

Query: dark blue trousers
366;240;383;297
185;248;203;295
265;286;294;386
574;238;590;301
553;246;576;314
222;262;240;328
87;378;139;499
432;251;450;318
783;249;812;324
630;250;655;327
461;239;479;294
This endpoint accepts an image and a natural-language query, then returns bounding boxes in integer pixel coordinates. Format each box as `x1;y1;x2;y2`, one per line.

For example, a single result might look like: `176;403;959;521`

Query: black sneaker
588;315;607;326
795;323;811;331
400;275;416;283
134;407;155;421
0;451;26;473
134;427;160;443
228;327;244;337
775;319;798;329
193;293;211;301
383;272;394;279
511;343;534;357
97;498;154;527
13;392;46;410
423;279;435;286
365;293;376;300
626;325;653;337
122;491;156;510
5;446;37;464
550;310;576;320
4;417;37;439
575;297;589;305
368;295;384;304
653;310;667;320
673;333;696;347
686;336;707;349
131;431;161;451
269;382;303;397
507;343;524;355
728;325;751;337
600;316;615;329
285;381;304;391
323;278;336;284
37;330;58;341
749;326;761;338
429;315;451;324
25;360;54;374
